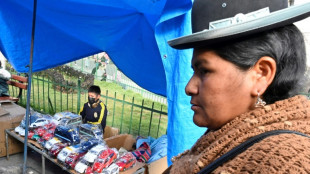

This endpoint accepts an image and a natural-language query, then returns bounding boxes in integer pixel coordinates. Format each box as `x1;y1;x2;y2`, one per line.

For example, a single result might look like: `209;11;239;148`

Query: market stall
6;128;150;174
5;110;168;174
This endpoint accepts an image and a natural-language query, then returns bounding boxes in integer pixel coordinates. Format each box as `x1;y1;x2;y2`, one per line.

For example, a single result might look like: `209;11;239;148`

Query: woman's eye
198;68;209;76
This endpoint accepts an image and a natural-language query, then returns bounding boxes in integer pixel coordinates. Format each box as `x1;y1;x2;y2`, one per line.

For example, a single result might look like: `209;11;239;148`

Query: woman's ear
250;56;276;96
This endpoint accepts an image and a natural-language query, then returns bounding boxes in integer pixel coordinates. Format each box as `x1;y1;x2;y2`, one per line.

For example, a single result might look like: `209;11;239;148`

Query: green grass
95;80;168;138
10;74;168;138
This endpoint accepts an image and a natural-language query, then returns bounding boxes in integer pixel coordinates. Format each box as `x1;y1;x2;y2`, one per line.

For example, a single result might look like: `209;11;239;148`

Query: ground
0;150;66;174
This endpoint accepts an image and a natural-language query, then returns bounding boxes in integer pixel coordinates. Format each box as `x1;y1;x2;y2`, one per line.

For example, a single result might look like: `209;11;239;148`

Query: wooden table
5;129;75;174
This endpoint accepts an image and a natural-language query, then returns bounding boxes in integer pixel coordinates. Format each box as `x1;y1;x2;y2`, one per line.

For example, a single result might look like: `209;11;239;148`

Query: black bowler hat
168;0;310;49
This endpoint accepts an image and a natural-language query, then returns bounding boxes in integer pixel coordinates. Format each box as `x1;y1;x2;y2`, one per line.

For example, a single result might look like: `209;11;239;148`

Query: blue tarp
0;0;206;165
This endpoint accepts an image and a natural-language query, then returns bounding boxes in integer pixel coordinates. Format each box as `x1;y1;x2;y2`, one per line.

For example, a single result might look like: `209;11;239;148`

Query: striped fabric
131;142;152;163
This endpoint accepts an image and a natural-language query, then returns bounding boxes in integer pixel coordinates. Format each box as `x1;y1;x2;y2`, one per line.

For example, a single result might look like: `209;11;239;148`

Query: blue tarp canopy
0;0;206;164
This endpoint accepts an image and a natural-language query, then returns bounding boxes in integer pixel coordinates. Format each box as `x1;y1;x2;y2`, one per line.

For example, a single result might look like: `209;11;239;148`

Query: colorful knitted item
131;142;151;163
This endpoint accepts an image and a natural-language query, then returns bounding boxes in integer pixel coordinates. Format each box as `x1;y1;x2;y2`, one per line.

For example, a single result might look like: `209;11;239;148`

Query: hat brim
168;3;310;49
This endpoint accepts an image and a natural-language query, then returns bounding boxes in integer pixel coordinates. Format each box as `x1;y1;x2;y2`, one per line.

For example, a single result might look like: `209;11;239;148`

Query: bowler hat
168;0;310;49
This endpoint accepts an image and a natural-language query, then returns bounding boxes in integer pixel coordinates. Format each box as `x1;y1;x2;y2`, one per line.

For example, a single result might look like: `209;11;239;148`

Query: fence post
77;79;81;113
43;76;45;112
32;77;35;107
53;78;56;113
129;97;134;134
47;78;51;113
138;99;144;135
148;102;155;136
157;105;163;138
60;82;63;111
120;94;125;133
66;81;69;111
71;91;74;113
112;92;117;127
37;75;40;109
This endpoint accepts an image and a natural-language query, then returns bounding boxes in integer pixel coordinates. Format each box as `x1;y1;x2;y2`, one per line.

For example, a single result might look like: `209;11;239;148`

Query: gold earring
255;92;266;108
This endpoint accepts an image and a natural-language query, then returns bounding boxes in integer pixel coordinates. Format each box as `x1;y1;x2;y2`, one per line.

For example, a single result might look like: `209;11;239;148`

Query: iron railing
9;74;168;138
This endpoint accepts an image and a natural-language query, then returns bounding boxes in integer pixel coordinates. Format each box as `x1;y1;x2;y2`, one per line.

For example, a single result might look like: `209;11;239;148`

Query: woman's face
186;50;255;130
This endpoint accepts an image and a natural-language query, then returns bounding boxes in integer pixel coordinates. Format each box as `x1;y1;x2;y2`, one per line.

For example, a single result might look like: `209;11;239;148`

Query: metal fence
9;74;168;138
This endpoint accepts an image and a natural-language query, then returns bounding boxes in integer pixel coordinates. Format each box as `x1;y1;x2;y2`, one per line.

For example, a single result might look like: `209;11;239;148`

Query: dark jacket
79;100;107;131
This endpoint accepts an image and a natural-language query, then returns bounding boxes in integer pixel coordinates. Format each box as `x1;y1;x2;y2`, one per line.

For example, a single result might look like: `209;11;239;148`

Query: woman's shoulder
215;132;310;173
251;132;310;154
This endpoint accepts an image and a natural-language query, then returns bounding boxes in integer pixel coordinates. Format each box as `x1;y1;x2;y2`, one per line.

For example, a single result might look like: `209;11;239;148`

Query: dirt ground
0;150;67;174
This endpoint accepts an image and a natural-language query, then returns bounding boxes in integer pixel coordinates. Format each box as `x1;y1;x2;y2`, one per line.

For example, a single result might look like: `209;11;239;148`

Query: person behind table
164;0;310;173
79;85;107;132
0;61;11;96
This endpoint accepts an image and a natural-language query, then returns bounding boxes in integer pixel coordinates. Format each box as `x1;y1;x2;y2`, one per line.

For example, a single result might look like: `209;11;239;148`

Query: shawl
168;95;310;174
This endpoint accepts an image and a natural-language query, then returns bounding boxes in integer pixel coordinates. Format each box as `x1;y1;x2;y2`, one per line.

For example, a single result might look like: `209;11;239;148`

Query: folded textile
131;142;152;163
137;135;167;163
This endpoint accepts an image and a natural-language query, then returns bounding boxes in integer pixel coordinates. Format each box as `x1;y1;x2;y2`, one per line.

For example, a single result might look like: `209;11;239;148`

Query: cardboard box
147;156;168;174
104;134;136;151
103;125;119;139
104;134;145;174
0;102;25;157
121;161;145;174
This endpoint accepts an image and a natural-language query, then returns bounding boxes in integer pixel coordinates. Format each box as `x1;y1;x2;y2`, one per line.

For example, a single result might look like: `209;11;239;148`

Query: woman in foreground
165;0;310;173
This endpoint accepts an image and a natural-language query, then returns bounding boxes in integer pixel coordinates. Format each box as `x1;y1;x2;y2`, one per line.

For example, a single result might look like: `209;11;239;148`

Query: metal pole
23;0;37;173
42;154;45;174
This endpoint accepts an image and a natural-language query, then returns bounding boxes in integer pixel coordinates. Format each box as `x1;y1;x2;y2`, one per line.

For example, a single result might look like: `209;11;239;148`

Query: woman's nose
185;76;199;96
